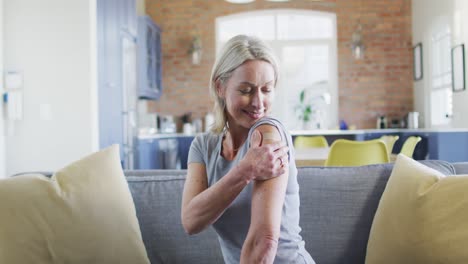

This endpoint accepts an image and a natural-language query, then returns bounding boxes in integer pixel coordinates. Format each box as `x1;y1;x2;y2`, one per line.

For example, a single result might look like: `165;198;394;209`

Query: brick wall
145;0;413;129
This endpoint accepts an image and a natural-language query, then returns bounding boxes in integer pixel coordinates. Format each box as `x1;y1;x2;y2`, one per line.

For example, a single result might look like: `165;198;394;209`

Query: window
216;10;338;130
430;24;453;126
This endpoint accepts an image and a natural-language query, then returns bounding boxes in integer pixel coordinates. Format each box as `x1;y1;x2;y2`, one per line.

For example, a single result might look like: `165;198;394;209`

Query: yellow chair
379;135;399;157
294;136;329;149
400;136;422;158
325;139;389;166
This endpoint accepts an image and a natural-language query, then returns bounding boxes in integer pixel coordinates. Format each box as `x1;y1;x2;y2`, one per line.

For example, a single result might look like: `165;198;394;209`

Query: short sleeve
248;117;287;145
187;134;205;164
247;117;294;162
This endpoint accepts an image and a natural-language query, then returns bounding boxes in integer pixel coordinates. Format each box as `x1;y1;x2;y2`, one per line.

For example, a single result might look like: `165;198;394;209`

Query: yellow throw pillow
366;154;468;264
0;145;149;264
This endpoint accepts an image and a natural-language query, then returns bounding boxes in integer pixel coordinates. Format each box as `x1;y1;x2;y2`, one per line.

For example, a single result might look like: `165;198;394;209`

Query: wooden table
294;147;329;167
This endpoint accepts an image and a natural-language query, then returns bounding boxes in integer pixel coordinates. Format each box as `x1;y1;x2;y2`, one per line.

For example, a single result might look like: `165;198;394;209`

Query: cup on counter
183;123;193;135
407;112;419;129
161;116;176;133
204;113;214;132
192;118;202;133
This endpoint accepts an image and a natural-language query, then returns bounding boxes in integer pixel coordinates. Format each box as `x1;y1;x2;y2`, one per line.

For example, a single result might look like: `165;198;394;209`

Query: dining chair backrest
325;139;389;166
379;135;400;157
294;136;329;149
400;136;422;158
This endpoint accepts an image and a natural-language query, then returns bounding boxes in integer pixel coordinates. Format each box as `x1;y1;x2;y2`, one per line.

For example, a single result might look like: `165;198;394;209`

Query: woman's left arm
240;124;289;264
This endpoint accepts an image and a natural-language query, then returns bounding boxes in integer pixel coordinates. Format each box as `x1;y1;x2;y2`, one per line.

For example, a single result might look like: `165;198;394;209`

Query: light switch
5;71;23;90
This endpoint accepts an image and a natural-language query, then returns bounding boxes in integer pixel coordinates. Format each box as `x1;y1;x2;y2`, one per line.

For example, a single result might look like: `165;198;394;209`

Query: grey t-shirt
188;117;314;264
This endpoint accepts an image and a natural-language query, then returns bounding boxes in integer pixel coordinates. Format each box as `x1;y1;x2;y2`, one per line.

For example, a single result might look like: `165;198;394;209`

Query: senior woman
181;35;314;264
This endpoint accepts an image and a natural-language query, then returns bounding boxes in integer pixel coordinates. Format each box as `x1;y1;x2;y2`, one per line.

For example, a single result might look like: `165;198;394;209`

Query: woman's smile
243;109;264;120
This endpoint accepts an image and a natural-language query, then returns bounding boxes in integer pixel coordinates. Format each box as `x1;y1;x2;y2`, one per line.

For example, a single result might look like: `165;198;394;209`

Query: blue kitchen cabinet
136;136;194;169
136;138;162;170
426;132;468;162
138;15;162;100
363;132;387;140
97;0;137;167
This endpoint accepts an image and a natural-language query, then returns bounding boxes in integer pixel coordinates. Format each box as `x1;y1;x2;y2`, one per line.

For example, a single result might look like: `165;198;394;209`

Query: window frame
215;9;338;130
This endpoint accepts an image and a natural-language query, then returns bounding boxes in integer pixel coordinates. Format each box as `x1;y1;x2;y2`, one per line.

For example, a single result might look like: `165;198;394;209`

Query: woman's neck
226;129;247;151
221;123;249;160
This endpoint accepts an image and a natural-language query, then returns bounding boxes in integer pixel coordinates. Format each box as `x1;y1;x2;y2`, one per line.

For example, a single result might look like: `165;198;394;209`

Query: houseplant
295;89;314;130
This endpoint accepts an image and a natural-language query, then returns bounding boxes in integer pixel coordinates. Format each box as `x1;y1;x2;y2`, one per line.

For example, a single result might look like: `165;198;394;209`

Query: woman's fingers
246;140;290;180
272;145;289;161
278;154;289;167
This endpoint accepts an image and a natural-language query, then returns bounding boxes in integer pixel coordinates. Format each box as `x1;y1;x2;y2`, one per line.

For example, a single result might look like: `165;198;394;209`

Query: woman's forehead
229;60;275;83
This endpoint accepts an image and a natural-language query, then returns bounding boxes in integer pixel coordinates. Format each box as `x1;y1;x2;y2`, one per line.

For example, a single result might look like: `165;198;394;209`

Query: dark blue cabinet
137;136;194;169
426;132;468;162
137;15;162;100
136;138;162;169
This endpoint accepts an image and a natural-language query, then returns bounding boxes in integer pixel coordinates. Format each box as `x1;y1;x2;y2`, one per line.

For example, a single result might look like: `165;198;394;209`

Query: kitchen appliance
159;138;181;169
160;116;176;133
192;118;202;133
121;33;138;170
407;112;419;129
204;113;214;132
138;113;158;135
376;116;387;129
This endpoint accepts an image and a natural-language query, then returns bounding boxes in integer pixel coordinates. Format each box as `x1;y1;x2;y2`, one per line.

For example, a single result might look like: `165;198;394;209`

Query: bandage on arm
261;132;281;142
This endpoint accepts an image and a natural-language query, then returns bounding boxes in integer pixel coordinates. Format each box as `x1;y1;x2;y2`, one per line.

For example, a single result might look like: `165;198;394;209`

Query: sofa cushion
366;155;468;263
0;145;149;264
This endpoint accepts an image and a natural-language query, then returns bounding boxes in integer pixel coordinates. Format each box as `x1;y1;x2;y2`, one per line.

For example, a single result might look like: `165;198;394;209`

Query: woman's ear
215;79;225;99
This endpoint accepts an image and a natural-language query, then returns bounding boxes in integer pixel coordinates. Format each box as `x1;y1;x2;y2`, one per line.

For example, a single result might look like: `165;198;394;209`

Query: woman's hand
239;130;289;181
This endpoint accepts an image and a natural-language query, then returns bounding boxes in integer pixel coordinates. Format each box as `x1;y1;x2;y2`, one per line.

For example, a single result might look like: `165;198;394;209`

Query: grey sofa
126;160;468;264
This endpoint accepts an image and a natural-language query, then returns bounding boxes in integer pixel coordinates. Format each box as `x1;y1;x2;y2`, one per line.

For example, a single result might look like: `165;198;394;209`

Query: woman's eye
263;87;273;93
239;89;251;94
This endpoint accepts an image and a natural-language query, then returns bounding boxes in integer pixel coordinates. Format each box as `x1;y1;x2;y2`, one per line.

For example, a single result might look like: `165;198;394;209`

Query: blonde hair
209;35;279;134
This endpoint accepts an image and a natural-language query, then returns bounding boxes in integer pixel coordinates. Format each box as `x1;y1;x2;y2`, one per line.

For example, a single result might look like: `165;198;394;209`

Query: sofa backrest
125;160;458;264
126;170;224;263
297;160;454;264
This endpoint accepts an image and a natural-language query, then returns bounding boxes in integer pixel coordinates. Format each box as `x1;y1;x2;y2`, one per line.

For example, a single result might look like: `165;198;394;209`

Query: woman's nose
250;92;263;108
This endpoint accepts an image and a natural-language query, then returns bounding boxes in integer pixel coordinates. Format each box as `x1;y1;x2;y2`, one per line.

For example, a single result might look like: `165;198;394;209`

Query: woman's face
218;59;276;131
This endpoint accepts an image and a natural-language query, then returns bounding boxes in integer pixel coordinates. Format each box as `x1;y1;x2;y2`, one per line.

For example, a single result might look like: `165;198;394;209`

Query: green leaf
299;90;305;103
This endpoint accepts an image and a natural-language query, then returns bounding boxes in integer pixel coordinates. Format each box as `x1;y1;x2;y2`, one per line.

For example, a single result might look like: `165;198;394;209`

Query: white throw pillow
366;154;468;264
0;145;149;264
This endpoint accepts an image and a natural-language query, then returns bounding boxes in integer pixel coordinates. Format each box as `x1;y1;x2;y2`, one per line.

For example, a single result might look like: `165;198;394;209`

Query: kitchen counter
290;128;468;136
137;133;198;140
139;127;468;139
292;128;468;162
135;128;468;169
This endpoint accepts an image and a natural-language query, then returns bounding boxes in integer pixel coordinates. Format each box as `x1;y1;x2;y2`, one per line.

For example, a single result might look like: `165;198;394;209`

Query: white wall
412;0;468;128
0;0;6;177
4;0;99;175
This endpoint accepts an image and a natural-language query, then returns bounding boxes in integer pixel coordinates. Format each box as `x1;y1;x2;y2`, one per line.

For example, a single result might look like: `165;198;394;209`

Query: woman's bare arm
181;132;289;235
240;125;289;264
181;162;251;235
